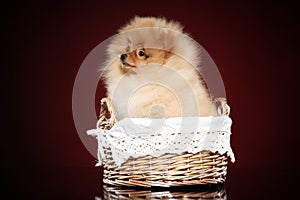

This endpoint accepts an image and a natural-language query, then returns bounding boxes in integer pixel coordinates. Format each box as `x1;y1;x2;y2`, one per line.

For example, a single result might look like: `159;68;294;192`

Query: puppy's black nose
120;54;127;61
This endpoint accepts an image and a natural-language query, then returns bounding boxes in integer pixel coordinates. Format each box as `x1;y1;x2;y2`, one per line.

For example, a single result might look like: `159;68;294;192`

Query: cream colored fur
102;17;217;119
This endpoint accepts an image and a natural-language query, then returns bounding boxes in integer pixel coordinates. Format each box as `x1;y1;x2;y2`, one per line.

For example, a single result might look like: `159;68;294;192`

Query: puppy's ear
159;28;175;51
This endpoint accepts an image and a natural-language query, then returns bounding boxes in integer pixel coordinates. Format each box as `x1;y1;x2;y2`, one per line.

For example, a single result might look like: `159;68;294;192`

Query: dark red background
2;0;299;199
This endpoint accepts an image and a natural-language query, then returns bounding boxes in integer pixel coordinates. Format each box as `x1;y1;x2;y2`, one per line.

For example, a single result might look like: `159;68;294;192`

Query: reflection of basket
102;184;226;199
96;98;232;187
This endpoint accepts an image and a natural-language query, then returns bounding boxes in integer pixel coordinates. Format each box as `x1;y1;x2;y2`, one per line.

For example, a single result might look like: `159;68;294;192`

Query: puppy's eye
137;50;145;57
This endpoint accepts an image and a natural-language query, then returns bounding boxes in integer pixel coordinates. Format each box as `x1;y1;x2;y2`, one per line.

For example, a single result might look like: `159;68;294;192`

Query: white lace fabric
87;116;235;167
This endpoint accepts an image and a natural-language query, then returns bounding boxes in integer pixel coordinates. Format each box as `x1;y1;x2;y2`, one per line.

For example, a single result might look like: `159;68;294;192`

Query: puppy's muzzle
120;54;133;68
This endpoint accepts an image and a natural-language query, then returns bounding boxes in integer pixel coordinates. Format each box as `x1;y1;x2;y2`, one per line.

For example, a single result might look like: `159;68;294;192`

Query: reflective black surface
2;167;299;199
102;184;226;199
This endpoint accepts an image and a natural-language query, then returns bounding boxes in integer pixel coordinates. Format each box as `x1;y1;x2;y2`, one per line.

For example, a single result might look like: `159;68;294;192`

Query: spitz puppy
102;17;218;119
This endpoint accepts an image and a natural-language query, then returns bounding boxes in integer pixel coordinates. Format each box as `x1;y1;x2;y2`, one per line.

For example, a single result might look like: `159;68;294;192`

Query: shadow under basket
97;98;231;187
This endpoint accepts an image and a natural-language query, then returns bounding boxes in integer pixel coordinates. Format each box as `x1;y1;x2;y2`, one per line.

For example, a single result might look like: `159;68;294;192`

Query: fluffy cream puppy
102;16;218;120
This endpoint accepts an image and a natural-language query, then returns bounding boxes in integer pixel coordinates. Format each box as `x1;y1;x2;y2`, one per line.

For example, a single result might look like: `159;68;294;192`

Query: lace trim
87;116;235;167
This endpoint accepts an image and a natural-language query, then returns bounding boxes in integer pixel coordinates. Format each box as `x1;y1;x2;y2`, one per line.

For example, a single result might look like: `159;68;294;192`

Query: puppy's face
119;48;172;71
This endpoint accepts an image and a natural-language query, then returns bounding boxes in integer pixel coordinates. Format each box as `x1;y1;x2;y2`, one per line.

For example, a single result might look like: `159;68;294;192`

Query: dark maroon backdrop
2;1;299;199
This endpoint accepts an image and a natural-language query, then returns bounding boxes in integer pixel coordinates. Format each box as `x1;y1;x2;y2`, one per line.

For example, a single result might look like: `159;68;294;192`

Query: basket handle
97;98;117;131
213;97;230;116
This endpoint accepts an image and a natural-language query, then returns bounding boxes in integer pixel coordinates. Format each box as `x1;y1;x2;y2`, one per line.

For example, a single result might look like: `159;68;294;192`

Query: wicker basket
97;98;230;187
